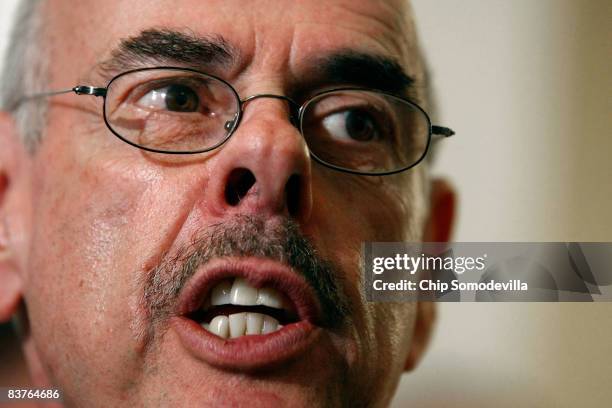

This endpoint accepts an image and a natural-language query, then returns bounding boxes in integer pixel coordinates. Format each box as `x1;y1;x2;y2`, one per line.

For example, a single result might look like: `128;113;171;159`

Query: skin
0;0;455;406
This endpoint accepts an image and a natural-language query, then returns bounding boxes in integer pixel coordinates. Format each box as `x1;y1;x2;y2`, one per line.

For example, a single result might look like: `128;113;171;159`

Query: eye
321;109;378;142
136;84;200;112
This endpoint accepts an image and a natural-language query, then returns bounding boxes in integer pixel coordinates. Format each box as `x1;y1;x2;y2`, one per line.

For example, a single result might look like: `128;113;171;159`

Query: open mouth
171;257;323;370
188;277;299;338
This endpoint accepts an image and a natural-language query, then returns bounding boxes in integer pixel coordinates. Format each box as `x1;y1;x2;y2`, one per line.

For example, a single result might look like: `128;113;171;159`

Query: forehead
44;0;419;84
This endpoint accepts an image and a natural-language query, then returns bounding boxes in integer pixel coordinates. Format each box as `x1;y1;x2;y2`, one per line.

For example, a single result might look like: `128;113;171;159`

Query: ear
422;178;456;243
0;111;27;322
404;301;436;372
404;178;456;371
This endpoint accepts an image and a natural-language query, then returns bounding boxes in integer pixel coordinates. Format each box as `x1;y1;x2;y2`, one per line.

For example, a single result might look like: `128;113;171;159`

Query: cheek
24;144;167;390
364;302;417;397
311;170;424;272
307;170;424;393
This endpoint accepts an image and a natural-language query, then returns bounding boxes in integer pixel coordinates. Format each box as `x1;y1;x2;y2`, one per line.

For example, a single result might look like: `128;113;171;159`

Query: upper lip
176;256;322;325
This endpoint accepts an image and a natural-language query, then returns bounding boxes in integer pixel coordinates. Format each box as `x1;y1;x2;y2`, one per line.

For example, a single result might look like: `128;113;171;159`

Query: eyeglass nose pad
288;107;300;129
224;114;239;133
288;114;299;128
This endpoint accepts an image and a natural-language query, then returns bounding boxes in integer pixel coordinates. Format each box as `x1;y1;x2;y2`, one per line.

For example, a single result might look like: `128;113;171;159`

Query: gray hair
0;0;47;152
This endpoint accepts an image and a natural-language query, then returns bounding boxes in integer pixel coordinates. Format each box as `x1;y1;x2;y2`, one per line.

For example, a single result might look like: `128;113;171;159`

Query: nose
204;96;313;222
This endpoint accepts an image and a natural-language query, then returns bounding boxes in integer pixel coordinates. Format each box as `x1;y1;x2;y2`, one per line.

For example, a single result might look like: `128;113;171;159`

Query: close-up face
0;0;454;406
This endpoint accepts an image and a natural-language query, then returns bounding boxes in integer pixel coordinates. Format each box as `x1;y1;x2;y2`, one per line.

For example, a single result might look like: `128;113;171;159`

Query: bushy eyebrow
96;28;237;79
95;29;414;97
308;51;415;97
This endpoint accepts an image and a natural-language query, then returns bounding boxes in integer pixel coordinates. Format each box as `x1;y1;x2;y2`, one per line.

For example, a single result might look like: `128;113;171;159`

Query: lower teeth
203;312;282;339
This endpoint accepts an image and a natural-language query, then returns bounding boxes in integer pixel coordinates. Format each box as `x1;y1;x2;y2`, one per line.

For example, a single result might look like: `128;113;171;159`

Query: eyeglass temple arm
431;125;455;137
73;86;107;97
16;86;107;106
18;86;456;139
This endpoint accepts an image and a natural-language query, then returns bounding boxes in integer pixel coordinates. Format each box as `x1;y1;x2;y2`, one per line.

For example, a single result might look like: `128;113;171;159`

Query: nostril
225;168;256;206
285;174;301;217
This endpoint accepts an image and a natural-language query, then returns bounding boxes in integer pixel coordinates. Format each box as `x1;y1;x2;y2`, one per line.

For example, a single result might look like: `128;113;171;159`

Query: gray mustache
143;214;350;331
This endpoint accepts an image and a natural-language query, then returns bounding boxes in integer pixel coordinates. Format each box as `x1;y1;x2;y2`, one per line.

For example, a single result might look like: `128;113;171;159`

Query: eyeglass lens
104;68;430;173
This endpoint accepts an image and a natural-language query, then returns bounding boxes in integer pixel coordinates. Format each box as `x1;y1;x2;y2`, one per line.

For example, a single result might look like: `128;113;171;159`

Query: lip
172;257;323;371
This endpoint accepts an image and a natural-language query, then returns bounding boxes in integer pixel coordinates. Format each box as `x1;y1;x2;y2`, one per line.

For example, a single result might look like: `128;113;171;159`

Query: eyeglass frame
18;66;456;176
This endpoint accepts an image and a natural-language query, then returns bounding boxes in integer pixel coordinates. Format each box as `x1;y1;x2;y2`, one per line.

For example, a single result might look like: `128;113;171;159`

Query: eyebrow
96;29;414;97
97;28;237;78
309;51;415;97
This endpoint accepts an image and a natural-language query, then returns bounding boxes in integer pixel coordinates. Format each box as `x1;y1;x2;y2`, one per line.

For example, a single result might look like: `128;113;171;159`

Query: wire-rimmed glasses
21;67;455;175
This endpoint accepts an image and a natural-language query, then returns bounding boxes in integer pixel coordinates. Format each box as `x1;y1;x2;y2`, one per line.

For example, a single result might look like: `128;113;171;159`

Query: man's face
3;0;438;406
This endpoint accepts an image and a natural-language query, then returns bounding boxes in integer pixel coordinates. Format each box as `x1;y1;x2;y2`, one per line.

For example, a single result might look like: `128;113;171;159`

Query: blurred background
394;0;612;407
1;0;611;407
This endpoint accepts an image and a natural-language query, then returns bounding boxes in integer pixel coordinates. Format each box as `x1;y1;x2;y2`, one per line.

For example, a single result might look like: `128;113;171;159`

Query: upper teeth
210;277;288;308
201;278;290;339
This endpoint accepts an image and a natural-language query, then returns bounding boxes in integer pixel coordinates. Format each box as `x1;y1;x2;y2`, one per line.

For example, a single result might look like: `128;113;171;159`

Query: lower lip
171;316;322;371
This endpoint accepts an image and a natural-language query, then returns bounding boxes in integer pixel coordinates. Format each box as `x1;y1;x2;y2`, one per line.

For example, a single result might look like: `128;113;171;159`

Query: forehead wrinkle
285;1;423;100
329;0;412;57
